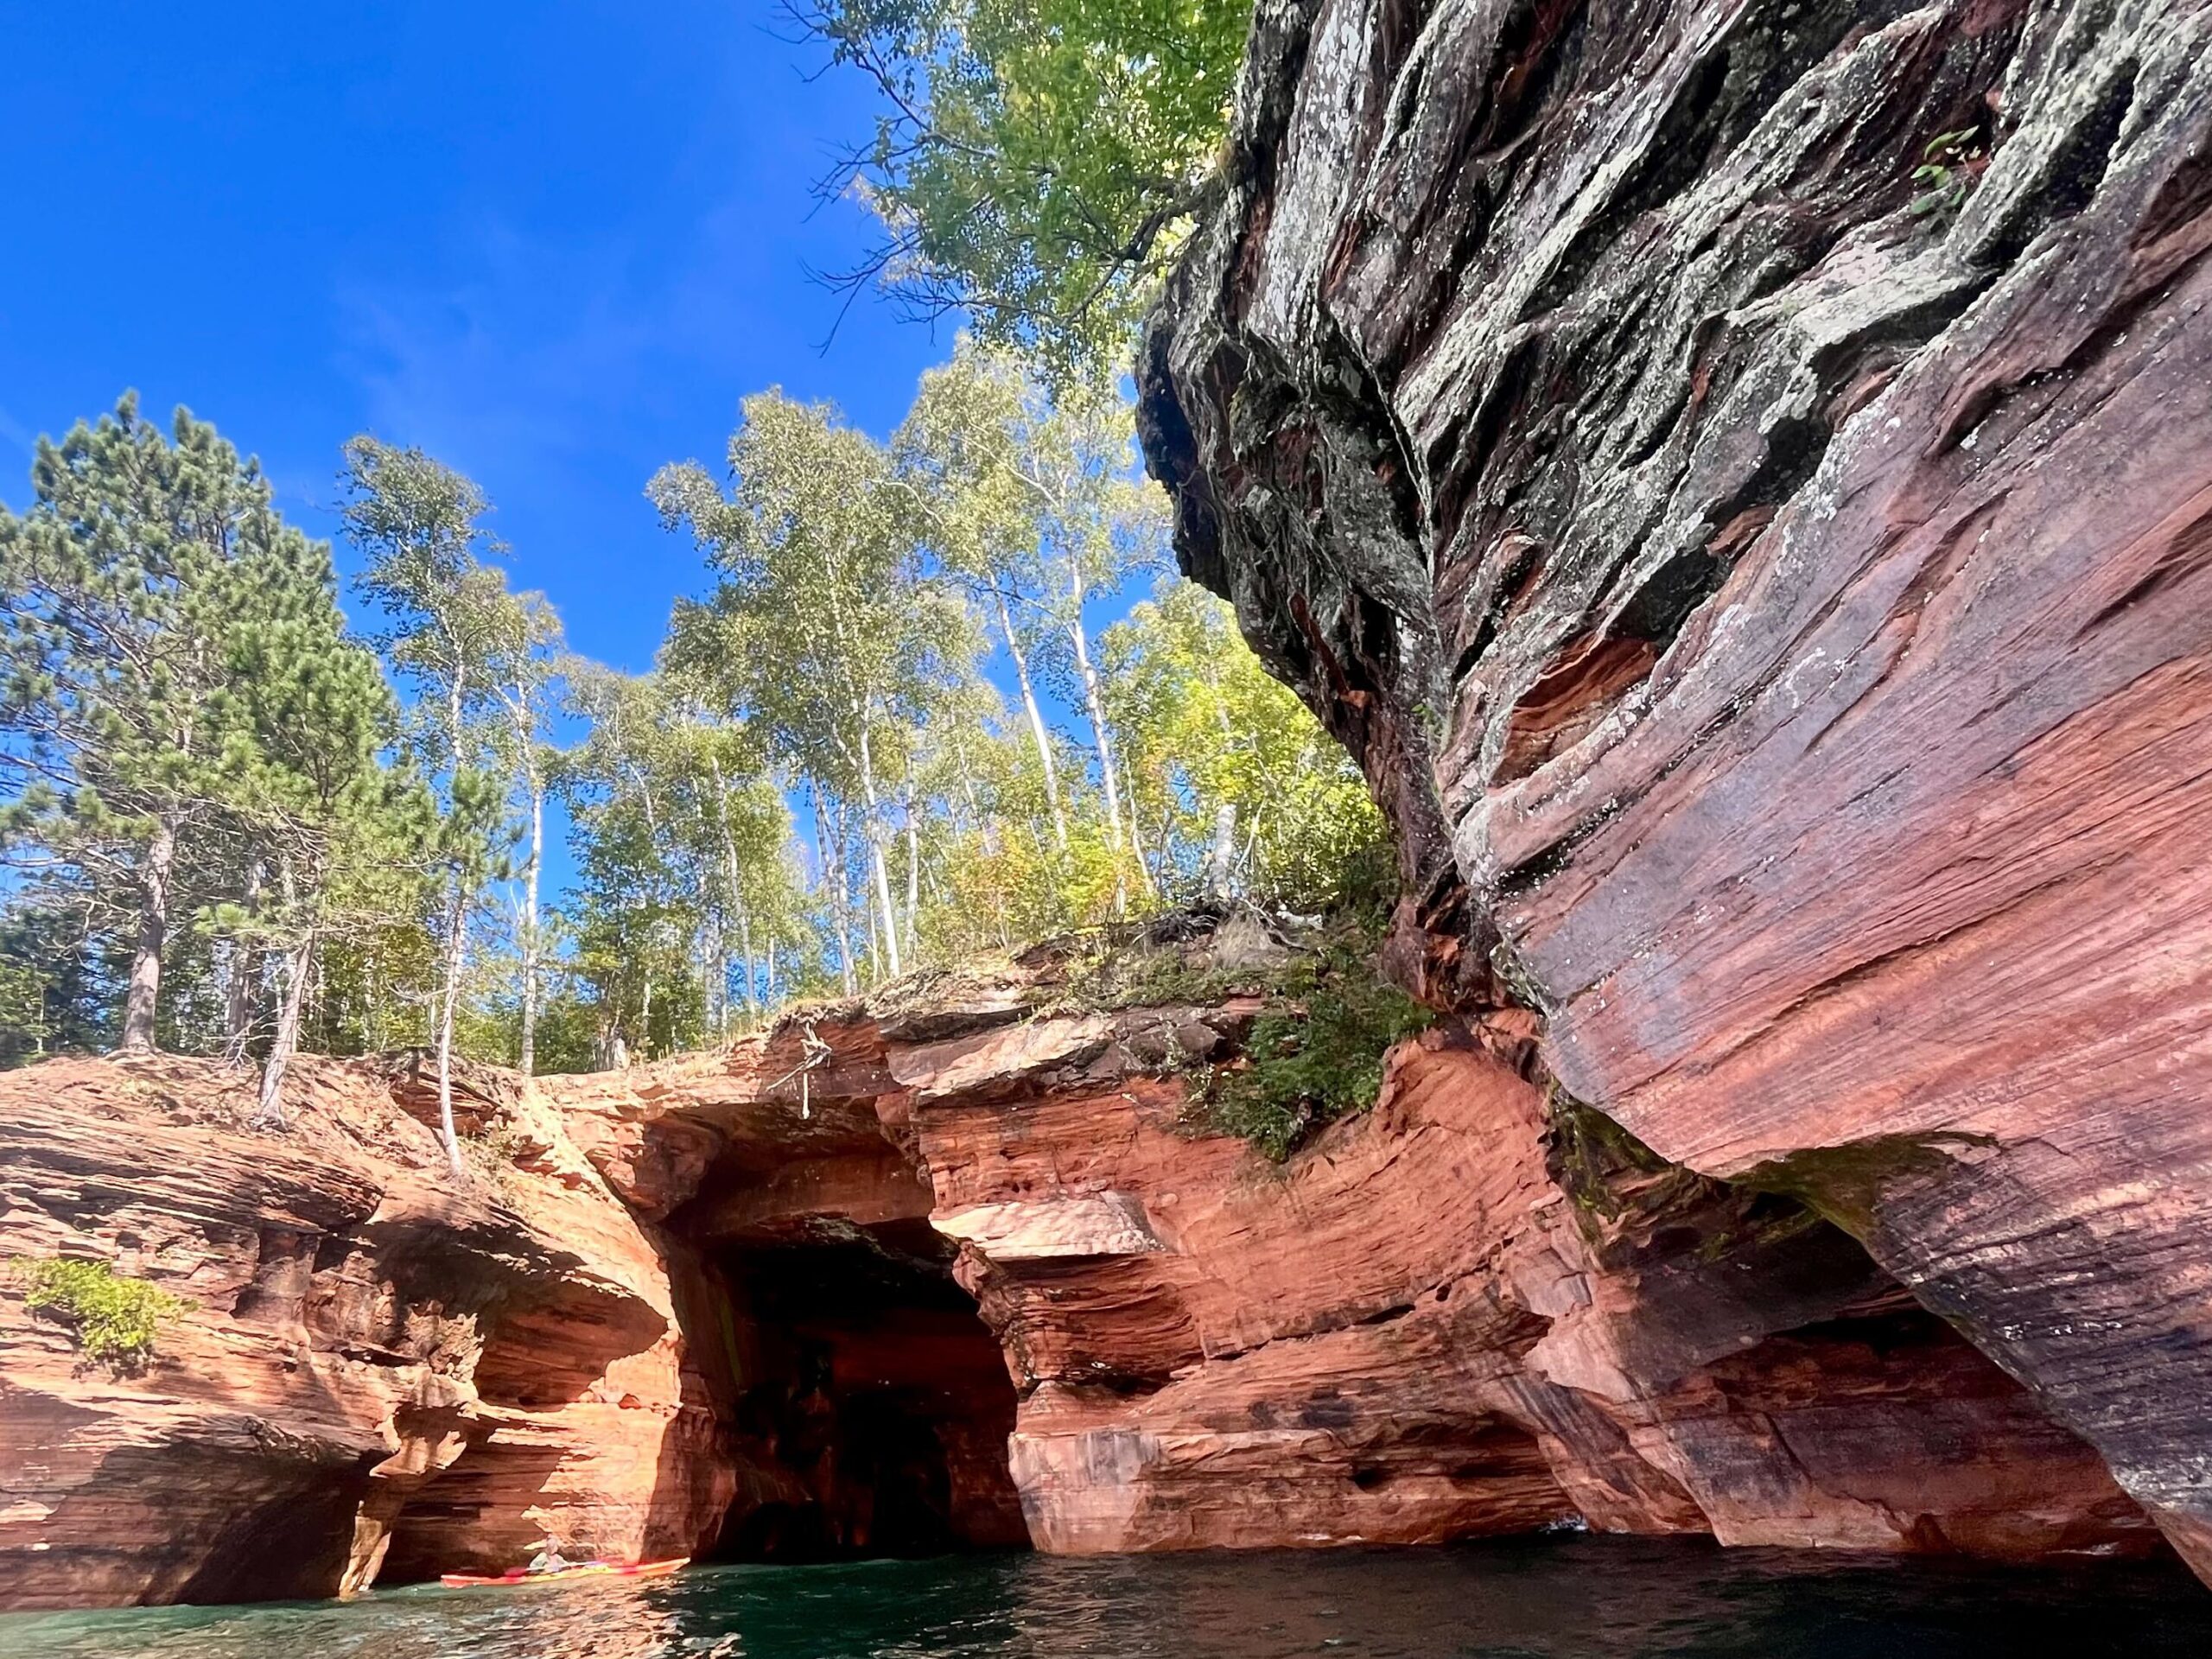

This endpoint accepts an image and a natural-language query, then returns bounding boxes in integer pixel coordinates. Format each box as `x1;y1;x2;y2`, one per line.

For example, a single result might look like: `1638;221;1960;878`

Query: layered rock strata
1136;0;2212;1579
0;1054;725;1611
2;911;2184;1608
556;930;2158;1562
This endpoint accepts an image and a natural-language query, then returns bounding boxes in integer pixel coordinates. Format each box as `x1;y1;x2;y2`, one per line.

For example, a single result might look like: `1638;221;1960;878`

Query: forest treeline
0;344;1384;1168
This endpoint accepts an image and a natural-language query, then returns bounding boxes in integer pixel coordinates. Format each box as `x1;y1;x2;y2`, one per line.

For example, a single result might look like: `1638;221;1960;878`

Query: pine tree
210;537;428;1124
0;396;351;1052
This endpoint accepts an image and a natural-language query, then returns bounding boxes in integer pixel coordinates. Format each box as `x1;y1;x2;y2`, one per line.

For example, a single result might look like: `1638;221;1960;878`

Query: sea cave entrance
668;1121;1029;1563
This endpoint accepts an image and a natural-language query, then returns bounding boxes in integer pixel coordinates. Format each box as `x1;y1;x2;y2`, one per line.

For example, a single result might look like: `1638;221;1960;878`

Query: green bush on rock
16;1256;185;1371
1198;935;1434;1162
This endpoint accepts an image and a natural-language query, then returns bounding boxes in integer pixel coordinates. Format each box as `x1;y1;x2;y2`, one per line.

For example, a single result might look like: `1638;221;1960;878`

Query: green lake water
6;1537;2208;1659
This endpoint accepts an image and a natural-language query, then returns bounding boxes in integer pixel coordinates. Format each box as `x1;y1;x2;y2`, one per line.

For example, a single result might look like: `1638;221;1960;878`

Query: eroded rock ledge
0;1053;724;1610
3;914;2176;1608
1135;0;2212;1582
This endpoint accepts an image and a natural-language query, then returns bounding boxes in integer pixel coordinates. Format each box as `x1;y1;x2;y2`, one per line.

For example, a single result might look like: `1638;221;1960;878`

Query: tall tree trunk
709;755;754;1020
121;816;177;1053
518;764;543;1077
1065;567;1129;911
223;859;264;1064
813;780;857;997
435;888;467;1179
1122;755;1159;899
1205;803;1239;900
255;931;314;1130
719;936;734;1039
997;588;1067;849
854;715;902;979
739;908;757;1017
951;733;982;823
901;770;920;957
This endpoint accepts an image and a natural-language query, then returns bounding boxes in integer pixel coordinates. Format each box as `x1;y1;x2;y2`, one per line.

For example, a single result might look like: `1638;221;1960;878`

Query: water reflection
5;1536;2209;1659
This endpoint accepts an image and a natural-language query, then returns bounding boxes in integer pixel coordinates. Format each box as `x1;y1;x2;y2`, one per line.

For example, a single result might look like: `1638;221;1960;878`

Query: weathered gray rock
1140;0;2212;1580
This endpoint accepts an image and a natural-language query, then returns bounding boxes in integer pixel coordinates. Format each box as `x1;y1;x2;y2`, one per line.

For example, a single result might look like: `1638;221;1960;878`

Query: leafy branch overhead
791;0;1252;371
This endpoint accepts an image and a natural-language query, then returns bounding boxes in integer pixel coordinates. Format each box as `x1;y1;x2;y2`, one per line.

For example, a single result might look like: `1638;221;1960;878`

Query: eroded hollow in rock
667;1128;1027;1562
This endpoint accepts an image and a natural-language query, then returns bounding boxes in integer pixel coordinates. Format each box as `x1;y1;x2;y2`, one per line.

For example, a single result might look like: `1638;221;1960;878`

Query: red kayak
440;1556;689;1588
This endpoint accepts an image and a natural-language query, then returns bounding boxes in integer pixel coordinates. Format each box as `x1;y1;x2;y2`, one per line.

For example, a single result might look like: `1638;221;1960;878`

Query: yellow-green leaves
804;0;1252;373
16;1255;186;1373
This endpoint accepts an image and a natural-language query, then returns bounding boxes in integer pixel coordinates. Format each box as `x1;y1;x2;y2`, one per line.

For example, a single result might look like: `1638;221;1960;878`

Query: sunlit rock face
0;1054;725;1611
0;915;2175;1611
575;933;2154;1564
1136;0;2212;1581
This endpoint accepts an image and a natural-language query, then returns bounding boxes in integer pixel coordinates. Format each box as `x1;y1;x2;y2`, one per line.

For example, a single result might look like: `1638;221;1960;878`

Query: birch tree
1103;580;1387;907
897;345;1166;904
896;342;1070;849
654;391;969;987
796;0;1250;371
485;593;564;1076
340;438;513;1177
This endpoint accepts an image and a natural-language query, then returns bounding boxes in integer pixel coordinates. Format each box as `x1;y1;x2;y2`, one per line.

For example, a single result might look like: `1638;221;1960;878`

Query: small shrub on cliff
461;1120;529;1194
1198;935;1433;1161
1909;125;1985;222
15;1257;185;1372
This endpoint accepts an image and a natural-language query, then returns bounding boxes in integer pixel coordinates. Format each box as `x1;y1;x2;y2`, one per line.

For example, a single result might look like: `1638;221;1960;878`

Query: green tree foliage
0;397;363;1053
658;390;976;989
796;0;1251;369
339;439;524;1172
1;362;1389;1107
556;665;803;1063
1105;580;1389;909
0;893;123;1065
895;340;1168;914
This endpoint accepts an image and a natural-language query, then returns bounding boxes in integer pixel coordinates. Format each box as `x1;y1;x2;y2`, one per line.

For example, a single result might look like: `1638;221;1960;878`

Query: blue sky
0;0;965;675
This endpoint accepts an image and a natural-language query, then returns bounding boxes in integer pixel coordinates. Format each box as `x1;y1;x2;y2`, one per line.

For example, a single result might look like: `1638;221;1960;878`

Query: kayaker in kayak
526;1537;575;1575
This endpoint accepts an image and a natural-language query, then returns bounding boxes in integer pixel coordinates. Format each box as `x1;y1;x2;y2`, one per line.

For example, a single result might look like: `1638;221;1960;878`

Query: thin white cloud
334;220;660;480
0;404;35;461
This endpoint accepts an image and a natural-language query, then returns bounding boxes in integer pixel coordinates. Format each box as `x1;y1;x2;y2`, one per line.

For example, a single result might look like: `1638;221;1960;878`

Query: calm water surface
6;1538;2209;1659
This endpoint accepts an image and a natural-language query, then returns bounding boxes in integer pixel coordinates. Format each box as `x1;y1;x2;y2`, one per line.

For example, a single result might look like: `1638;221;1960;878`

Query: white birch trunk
435;890;467;1179
854;715;902;979
518;760;543;1077
997;588;1067;849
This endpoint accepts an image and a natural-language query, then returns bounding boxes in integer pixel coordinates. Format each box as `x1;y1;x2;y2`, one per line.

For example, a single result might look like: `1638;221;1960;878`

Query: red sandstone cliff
1134;0;2212;1584
0;912;2184;1610
564;929;2156;1564
0;1054;728;1611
